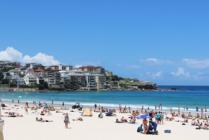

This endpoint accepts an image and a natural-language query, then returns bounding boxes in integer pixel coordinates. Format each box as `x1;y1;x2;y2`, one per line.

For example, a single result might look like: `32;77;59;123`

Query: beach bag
164;129;171;133
137;125;143;133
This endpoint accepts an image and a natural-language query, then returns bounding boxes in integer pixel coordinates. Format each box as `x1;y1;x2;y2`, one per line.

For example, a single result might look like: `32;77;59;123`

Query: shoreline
0;87;203;93
1;99;209;116
0;87;159;92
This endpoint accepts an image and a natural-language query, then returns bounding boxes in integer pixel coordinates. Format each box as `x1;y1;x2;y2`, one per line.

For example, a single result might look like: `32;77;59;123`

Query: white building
58;65;73;71
24;73;39;86
60;71;106;90
3;69;25;86
45;71;61;87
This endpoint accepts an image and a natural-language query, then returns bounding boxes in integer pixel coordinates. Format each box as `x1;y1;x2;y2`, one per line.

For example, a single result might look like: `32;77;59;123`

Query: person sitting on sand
72;117;83;122
136;110;140;116
149;111;154;118
116;119;123;123
166;114;175;121
64;113;70;128
188;112;193;119
123;106;127;113
183;118;189;123
132;111;136;117
121;116;128;123
106;110;113;116
196;119;202;126
38;102;42;108
142;119;149;134
98;112;103;118
191;119;196;126
147;119;158;135
129;117;136;124
195;120;203;129
196;113;200;118
40;111;45;116
181;113;186;118
137;118;149;134
201;121;209;130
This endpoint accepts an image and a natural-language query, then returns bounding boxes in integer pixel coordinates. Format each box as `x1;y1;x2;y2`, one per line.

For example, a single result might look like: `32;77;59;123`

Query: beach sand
2;103;209;140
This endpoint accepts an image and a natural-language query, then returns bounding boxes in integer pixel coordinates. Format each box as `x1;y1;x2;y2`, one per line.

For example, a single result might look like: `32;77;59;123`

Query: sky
0;0;209;85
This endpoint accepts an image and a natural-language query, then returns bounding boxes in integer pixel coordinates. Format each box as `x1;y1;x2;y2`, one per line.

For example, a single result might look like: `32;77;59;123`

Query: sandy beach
0;102;208;140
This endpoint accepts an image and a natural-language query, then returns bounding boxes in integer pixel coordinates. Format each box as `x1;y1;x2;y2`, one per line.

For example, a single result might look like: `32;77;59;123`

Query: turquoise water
0;87;209;110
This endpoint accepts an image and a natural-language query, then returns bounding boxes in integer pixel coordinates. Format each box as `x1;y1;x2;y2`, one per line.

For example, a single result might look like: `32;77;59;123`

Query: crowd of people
1;101;209;135
191;119;209;130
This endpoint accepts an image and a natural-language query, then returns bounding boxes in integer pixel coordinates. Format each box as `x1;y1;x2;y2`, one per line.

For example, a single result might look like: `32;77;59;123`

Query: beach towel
82;108;92;117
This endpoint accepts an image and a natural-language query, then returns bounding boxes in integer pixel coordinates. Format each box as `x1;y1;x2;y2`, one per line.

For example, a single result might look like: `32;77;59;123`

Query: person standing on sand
64;113;70;128
119;105;122;113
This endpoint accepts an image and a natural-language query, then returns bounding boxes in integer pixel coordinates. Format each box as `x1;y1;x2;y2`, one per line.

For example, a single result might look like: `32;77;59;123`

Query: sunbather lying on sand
195;120;209;130
116;117;128;123
3;112;23;117
36;117;53;122
1;103;7;108
56;110;63;113
72;117;83;122
201;123;209;130
116;119;123;123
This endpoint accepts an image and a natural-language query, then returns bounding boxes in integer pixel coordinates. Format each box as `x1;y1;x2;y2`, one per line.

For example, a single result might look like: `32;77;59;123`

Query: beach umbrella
136;114;150;119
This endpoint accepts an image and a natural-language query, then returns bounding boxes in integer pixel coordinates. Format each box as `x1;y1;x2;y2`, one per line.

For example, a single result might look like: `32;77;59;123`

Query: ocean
0;86;209;110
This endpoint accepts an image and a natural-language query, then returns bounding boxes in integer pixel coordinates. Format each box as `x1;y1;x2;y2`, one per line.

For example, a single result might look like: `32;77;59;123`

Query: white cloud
74;65;82;68
171;67;190;78
143;58;160;65
146;71;162;79
0;47;60;66
0;47;23;62
183;58;209;69
140;58;173;65
23;53;59;66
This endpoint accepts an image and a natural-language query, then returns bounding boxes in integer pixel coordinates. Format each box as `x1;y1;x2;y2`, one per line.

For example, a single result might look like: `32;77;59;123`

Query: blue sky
0;0;209;85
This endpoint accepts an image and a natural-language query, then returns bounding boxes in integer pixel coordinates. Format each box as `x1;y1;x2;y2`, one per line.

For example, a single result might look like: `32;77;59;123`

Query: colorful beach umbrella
136;114;150;119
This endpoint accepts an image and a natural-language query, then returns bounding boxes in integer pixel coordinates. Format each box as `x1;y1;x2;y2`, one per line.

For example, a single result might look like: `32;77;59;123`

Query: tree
110;75;123;81
38;80;48;90
64;78;80;90
0;72;3;82
9;80;17;87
